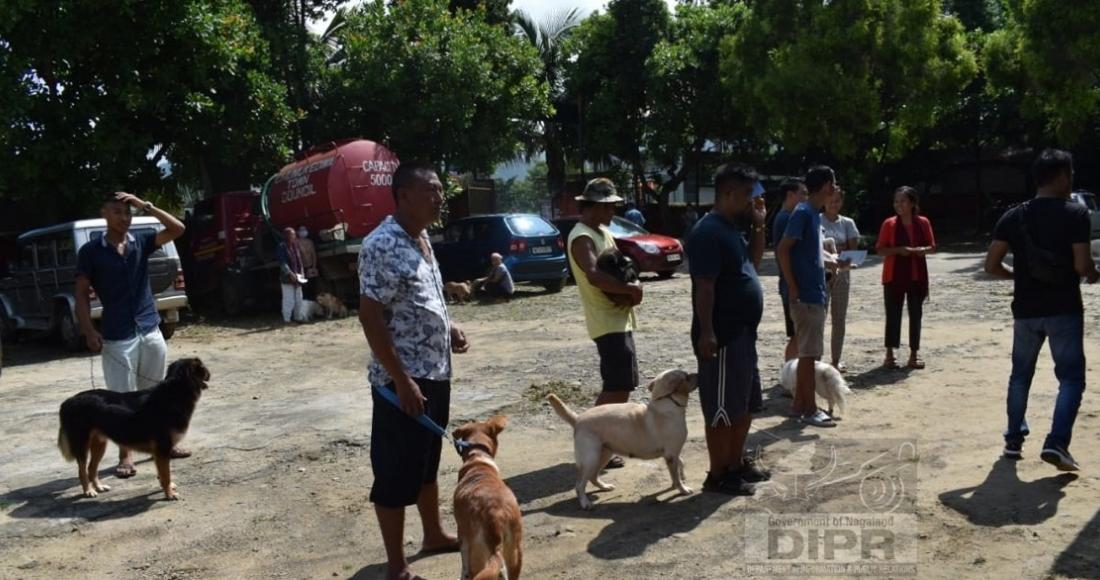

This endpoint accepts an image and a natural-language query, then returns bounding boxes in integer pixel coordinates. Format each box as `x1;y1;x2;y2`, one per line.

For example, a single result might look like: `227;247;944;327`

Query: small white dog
779;360;851;418
296;299;325;322
547;369;698;510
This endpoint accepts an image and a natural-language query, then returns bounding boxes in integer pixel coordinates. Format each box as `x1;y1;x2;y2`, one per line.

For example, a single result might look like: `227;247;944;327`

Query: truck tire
222;276;245;316
57;305;84;352
160;322;176;340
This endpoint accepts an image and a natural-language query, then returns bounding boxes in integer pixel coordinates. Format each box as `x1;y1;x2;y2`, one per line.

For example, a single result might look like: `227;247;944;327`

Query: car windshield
1074;193;1098;210
506;215;556;236
608;216;649;238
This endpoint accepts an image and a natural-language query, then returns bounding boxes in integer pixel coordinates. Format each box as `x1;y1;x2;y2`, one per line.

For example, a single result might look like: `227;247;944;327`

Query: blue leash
373;385;470;455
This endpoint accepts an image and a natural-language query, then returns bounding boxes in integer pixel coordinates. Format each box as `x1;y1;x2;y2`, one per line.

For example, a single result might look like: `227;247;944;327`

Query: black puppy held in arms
596;248;639;284
57;358;210;500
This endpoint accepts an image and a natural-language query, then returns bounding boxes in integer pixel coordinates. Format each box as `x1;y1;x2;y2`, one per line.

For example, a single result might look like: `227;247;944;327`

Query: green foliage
566;0;671;168
495;162;549;213
720;0;977;163
646;2;750;176
984;0;1100;144
319;0;551;173
0;0;296;220
448;0;512;26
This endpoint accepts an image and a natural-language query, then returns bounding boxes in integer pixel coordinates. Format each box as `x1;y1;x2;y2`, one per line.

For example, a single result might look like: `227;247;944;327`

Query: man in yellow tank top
567;178;644;469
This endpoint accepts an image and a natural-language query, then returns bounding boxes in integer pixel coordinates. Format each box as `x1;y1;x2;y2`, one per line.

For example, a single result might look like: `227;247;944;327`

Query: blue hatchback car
433;214;568;292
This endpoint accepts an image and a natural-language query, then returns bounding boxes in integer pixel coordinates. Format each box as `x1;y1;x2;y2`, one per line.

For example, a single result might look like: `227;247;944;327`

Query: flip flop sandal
883;359;901;370
115;465;137;479
907;359;926;369
169;448;192;459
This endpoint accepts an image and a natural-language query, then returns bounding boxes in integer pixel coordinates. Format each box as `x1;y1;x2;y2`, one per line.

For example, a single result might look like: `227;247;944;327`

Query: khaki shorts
789;301;826;359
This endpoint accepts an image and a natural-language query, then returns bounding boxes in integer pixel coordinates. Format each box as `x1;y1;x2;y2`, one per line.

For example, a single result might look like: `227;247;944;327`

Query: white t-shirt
822;214;860;248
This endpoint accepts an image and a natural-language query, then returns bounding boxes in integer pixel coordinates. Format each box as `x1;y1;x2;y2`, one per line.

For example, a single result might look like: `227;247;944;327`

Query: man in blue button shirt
75;192;187;478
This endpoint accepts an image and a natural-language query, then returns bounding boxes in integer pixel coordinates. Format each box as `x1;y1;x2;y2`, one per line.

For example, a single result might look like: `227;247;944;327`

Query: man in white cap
567;177;643;469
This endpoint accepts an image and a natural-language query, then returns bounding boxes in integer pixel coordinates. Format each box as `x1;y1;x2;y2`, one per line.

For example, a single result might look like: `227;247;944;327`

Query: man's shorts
789;301;827;359
698;326;757;426
594;332;640;392
780;293;795;338
369;379;450;508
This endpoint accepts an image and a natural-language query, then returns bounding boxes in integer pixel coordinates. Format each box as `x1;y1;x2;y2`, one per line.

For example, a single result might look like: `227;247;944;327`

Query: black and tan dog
596;248;640;285
57;358;210;500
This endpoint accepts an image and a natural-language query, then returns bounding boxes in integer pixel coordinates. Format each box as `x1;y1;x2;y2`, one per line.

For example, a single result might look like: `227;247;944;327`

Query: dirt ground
2;247;1099;580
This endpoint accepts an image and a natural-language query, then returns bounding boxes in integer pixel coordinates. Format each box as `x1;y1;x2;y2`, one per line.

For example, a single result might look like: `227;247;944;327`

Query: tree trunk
544;122;566;206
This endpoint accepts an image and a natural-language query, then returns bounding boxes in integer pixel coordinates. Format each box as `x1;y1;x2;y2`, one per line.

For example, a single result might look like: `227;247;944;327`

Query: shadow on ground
938;458;1078;527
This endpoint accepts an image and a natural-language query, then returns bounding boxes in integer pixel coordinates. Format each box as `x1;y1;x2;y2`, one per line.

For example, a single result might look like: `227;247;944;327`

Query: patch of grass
511;379;596;415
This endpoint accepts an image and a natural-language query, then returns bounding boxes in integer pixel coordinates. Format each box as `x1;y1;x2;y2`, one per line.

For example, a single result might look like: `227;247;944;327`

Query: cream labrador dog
547;369;698;510
779;359;852;418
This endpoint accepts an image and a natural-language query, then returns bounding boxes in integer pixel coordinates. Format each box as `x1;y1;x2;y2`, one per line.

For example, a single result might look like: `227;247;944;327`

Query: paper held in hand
839;250;868;267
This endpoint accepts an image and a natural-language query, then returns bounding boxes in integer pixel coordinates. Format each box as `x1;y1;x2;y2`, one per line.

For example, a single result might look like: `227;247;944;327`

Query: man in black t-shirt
985;149;1099;471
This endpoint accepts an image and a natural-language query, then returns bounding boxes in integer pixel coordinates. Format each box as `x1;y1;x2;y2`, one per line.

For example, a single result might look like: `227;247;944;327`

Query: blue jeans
1005;313;1086;449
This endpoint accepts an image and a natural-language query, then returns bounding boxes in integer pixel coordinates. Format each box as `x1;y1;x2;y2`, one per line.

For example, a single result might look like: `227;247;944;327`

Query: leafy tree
646;2;750;221
720;0;977;176
513;7;582;203
449;0;511;25
318;0;550;174
495;162;549;213
984;0;1100;144
566;0;671;199
0;0;296;221
246;0;342;150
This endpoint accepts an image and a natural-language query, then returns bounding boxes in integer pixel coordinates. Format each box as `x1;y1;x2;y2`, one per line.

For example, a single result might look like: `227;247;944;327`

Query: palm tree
513;7;581;203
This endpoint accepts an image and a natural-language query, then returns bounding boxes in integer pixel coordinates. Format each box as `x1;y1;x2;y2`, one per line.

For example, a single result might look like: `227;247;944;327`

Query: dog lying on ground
452;416;523;580
57;358;210;500
547;369;698;510
315;292;349;318
297;299;325;321
444;281;473;303
779;359;851;418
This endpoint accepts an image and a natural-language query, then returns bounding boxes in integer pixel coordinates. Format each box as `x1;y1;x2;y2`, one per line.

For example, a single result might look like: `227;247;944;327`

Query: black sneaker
1040;444;1080;471
735;457;772;483
702;471;755;496
1003;441;1023;460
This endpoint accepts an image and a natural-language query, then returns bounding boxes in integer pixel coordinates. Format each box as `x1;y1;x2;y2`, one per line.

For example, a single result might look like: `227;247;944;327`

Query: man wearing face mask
296;226;319;299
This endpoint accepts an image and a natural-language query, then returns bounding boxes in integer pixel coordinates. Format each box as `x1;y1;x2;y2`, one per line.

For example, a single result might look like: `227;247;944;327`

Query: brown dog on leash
57;358;210;500
452;416;523;579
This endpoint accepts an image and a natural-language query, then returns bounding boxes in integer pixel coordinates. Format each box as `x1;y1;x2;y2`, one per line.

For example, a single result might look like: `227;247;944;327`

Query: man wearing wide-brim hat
566;177;644;470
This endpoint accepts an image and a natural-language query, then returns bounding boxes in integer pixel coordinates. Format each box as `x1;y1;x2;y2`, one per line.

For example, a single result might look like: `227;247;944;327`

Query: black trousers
884;285;923;350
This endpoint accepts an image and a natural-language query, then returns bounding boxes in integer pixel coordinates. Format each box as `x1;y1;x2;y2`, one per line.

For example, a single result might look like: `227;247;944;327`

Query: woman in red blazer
875;186;936;369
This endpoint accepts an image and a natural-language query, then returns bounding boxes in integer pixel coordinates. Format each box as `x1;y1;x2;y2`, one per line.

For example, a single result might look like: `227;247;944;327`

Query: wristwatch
752;225;766;233
143;201;154;212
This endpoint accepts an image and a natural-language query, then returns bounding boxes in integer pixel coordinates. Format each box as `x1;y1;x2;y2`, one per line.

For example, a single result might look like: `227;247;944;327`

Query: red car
555;216;684;279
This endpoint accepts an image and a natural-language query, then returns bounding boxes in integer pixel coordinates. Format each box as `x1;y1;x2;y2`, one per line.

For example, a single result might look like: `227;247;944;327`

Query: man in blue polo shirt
75;191;187;478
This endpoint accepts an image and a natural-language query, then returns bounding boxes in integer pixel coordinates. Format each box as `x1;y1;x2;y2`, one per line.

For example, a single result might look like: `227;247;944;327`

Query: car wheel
160;322;176;340
57;305;84;352
0;308;12;343
658;270;675;280
542;278;566;293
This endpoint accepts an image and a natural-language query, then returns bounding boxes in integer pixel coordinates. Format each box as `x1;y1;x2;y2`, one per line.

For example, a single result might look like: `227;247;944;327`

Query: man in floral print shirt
358;161;469;580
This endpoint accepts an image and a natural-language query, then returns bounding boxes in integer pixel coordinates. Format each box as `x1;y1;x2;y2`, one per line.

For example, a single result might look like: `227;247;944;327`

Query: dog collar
456;440;493;458
656;393;688;407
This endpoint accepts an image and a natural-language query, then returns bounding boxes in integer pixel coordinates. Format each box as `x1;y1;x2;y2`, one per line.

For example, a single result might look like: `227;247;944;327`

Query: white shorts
101;327;168;392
